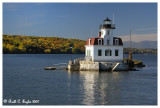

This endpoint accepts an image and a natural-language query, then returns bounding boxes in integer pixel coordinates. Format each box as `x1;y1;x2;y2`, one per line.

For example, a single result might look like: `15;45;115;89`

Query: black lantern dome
99;17;115;29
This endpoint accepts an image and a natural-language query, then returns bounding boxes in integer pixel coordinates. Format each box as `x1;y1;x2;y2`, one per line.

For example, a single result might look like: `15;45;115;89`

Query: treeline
3;35;157;54
3;35;85;54
124;48;157;54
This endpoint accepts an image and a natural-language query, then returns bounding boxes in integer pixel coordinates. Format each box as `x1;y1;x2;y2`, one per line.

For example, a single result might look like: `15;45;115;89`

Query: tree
3;34;86;54
18;43;26;53
3;44;9;53
65;48;72;54
44;49;51;54
72;48;82;54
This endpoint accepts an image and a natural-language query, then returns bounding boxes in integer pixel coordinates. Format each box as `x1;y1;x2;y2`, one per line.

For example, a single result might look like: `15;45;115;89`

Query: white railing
99;24;115;29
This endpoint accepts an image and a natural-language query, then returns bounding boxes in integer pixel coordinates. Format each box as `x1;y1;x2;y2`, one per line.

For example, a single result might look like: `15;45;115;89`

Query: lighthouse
85;17;123;62
68;17;129;71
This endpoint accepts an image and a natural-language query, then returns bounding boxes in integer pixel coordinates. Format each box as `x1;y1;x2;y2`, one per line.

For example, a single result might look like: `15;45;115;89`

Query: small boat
44;67;56;70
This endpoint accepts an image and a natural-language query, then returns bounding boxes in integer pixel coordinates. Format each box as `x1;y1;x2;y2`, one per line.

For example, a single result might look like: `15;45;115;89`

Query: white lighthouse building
85;17;123;62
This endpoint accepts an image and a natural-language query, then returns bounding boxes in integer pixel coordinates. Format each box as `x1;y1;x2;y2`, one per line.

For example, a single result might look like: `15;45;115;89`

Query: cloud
119;33;157;42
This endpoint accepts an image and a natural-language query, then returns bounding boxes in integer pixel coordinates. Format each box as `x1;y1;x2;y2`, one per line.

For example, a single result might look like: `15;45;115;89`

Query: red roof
86;37;123;45
86;37;103;45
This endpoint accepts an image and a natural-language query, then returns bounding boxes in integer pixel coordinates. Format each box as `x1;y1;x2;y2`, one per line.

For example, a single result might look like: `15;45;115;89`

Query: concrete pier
80;61;99;71
68;59;129;71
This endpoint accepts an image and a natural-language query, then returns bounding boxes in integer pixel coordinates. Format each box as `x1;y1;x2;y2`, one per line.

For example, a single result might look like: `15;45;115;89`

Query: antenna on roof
130;28;131;51
129;27;132;60
113;14;114;24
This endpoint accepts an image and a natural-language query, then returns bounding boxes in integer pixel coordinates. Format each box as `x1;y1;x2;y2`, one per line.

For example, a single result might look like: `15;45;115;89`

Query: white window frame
98;39;102;45
115;39;119;45
89;39;91;45
105;49;112;56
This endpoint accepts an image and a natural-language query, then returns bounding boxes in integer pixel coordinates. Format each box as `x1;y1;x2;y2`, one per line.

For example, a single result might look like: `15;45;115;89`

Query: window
115;39;119;45
98;39;102;45
98;50;102;56
101;31;103;35
86;50;91;56
107;40;110;45
105;50;112;56
115;50;119;56
86;50;88;56
107;30;110;35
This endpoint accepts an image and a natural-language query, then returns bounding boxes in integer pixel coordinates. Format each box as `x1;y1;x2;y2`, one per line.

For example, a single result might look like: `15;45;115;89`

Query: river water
3;54;157;105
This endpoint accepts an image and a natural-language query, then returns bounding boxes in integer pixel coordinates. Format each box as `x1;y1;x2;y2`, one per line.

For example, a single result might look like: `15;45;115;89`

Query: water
3;54;157;105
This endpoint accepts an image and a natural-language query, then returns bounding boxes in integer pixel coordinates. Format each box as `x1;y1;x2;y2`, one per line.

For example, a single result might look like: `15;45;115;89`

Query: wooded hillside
3;35;86;54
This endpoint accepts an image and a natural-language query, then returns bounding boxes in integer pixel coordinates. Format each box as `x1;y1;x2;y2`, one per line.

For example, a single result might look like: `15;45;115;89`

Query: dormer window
98;39;102;45
115;39;119;45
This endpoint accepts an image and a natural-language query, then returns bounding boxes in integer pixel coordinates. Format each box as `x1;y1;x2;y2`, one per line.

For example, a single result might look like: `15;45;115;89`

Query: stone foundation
68;60;80;71
68;59;129;71
79;61;99;71
99;62;117;71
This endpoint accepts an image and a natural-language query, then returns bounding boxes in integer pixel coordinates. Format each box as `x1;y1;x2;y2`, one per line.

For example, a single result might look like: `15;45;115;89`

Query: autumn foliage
3;35;86;54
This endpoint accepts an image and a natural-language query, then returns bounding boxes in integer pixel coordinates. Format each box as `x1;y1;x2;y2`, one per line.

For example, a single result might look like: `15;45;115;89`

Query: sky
3;3;157;41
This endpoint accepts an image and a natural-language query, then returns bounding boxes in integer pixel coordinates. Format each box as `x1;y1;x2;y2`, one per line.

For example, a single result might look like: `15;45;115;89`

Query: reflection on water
69;71;129;105
79;71;99;105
